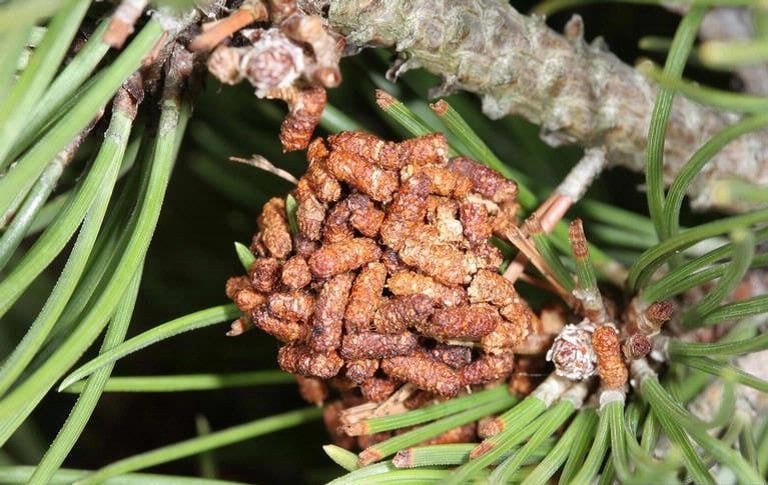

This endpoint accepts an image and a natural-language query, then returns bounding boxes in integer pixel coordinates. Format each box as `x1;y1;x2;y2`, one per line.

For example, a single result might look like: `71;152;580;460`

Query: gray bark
304;0;768;212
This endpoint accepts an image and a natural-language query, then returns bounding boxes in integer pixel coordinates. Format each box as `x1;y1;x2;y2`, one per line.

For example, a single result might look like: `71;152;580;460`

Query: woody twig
307;0;768;212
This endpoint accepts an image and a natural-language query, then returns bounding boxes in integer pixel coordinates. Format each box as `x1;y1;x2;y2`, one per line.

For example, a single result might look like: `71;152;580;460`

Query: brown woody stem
307;0;768;212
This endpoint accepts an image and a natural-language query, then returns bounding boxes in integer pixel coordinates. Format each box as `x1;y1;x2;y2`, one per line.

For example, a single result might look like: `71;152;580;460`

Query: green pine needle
558;409;600;484
568;408;611;484
0;466;248;485
374;88;435;139
700;38;768;68
489;399;576;483
430;98;536;208
29;266;143;484
683;228;755;326
628;207;768;291
74;407;323;485
285;194;299;234
359;393;517;467
0;111;138;397
444;397;550;484
233;241;256;270
359;385;512;435
0;19;164;223
663;116;768;239
676;356;768;394
326;461;398;485
669;333;768;357
0;0;91;170
61;371;294;394
639;60;768;113
0;111;138;318
702;294;768;326
58;304;240;392
323;445;360;472
645;5;706;239
0;84;190;444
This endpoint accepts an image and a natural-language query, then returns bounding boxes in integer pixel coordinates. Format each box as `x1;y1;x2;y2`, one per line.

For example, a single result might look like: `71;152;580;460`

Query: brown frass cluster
226;131;539;428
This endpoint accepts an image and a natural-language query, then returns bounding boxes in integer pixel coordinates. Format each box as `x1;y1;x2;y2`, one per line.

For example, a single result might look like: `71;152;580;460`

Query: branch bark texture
310;0;768;212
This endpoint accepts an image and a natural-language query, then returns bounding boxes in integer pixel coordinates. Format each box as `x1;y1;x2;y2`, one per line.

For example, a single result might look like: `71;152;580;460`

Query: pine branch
698;7;768;95
307;0;768;212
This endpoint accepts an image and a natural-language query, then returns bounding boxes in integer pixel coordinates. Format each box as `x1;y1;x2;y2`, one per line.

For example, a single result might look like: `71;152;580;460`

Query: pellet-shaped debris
268;291;315;321
373;294;436;334
399;229;469;286
309;272;354;351
326;150;399;202
294;178;326;241
380;174;430;250
376;132;449;169
281;256;312;289
327;131;448;170
280;86;326;152
380;248;406;274
305;139;341;202
233;288;266;312
405;164;472;198
427;197;464;243
417;305;498;340
292;232;319;257
381;355;462;397
307;136;330;162
322;200;354;244
344;262;387;333
326;131;380;161
426;195;457;223
347;193;385;238
309;237;381;279
448;156;517;204
345;359;379;384
296;375;328;405
481;305;531;354
256;197;293;258
459;352;515;385
460;201;493;245
592;325;628;389
227;276;265;312
278;343;344;378
424;344;472;369
306;161;342;204
249;257;282;293
226;276;250;300
467;241;504;270
468;269;518;306
251;306;308;343
340;332;419;360
227;130;534;412
360;375;400;402
387;270;467;307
